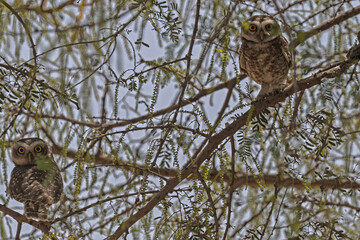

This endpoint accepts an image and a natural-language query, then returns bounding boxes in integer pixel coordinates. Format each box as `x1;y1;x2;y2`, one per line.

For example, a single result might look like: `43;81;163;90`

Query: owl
8;138;63;221
239;15;292;99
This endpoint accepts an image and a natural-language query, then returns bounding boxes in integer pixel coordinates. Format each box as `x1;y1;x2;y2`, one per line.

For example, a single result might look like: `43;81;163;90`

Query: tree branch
106;55;356;239
291;5;360;48
100;75;245;131
0;204;50;234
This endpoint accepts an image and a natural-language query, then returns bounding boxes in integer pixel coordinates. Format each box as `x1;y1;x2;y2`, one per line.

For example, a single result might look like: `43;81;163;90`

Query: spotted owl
239;15;292;99
8;138;63;221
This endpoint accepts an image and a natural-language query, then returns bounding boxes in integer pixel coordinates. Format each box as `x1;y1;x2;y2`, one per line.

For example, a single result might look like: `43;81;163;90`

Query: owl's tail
24;200;49;221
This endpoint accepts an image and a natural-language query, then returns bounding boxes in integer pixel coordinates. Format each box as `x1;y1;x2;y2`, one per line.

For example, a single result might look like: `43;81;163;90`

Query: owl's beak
260;30;264;41
27;152;34;162
259;30;270;41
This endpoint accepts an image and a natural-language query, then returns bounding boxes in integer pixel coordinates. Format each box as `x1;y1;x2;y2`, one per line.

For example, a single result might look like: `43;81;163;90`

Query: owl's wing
280;36;292;68
9;166;63;203
50;167;63;202
238;47;248;75
9;166;45;201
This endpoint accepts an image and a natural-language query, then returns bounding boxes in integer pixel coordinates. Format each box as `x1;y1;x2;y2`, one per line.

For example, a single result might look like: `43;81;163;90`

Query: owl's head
12;138;51;166
241;15;281;43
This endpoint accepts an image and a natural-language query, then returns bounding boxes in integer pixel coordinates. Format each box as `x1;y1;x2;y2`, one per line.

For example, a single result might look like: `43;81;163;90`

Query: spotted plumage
239;15;292;98
8;138;63;221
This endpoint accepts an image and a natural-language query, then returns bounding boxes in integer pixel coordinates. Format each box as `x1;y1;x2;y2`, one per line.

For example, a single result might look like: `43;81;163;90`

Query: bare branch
0;204;50;233
291;5;360;48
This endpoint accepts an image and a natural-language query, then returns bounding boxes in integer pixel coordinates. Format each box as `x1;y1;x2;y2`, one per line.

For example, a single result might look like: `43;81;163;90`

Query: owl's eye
249;25;257;32
17;147;25;154
34;145;42;153
265;24;272;31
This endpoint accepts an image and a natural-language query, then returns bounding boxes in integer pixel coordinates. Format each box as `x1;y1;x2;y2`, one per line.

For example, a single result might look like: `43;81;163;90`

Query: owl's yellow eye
34;145;42;153
18;147;25;154
265;24;272;31
249;24;257;32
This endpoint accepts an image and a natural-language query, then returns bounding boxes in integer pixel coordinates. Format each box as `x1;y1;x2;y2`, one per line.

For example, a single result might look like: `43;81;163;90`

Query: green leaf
35;157;55;171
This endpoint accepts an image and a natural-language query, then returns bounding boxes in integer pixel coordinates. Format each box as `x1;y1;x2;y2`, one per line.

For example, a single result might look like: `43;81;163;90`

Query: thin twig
222;136;236;240
15;222;22;240
268;189;287;240
290;90;304;130
196;170;220;239
260;186;279;239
